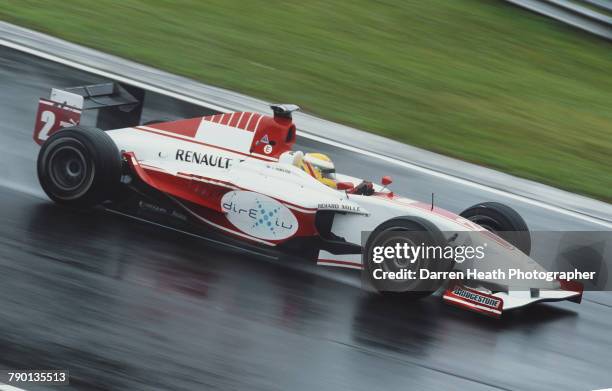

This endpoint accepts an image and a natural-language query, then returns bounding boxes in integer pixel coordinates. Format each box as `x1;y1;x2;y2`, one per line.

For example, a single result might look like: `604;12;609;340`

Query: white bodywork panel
108;127;363;212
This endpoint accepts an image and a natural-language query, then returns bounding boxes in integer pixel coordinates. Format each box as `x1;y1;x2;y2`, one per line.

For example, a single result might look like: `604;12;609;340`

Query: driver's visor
321;168;336;180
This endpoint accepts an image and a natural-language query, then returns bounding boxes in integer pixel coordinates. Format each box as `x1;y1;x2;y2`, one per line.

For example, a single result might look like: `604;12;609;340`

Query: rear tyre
364;216;451;300
459;202;531;255
37;126;122;207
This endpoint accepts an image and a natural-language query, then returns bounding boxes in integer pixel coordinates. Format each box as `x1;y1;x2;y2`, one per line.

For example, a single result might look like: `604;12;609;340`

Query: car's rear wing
33;82;144;145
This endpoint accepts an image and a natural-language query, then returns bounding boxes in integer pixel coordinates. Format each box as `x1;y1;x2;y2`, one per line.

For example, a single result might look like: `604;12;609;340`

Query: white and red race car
32;83;583;318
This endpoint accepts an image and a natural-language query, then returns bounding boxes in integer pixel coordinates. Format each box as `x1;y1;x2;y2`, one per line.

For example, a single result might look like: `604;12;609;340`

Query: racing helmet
300;152;337;188
278;150;304;166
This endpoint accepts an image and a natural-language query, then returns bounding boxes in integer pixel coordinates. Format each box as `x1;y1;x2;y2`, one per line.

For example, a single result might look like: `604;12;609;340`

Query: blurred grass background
1;0;611;201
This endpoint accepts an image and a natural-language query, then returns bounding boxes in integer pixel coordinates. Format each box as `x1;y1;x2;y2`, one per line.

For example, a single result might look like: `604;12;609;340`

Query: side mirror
381;176;393;186
336;181;354;191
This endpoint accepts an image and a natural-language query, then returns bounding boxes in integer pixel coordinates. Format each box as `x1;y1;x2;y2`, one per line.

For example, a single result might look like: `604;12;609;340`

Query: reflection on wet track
0;47;611;390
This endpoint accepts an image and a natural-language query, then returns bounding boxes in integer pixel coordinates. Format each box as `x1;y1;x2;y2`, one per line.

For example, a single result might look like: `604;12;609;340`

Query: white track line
0;39;230;113
0;384;28;391
1;38;611;230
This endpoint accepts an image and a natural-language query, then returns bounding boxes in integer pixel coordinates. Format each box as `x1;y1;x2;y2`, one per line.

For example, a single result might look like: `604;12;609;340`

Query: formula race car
32;83;583;318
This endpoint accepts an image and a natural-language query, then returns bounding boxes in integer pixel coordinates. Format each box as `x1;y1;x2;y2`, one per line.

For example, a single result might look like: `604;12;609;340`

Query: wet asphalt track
1;46;612;391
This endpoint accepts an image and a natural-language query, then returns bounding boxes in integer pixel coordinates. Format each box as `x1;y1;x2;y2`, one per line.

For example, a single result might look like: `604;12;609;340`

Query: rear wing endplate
33;82;144;145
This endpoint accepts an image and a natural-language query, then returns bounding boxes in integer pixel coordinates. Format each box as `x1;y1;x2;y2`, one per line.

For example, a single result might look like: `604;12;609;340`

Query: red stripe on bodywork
238;113;252;129
228;112;241;127
246;113;261;131
125;154;226;213
236;113;253;129
220;113;232;125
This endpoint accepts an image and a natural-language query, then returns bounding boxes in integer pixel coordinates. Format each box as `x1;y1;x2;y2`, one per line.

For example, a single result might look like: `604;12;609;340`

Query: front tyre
37;126;121;207
364;216;451;300
459;202;531;255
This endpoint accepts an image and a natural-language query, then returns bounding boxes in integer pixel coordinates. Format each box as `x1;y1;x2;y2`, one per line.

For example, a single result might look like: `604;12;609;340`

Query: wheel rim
467;215;500;233
48;146;88;191
373;228;428;289
379;233;416;270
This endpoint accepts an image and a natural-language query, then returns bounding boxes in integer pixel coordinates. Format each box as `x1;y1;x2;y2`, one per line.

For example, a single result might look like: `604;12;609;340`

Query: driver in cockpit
279;151;374;195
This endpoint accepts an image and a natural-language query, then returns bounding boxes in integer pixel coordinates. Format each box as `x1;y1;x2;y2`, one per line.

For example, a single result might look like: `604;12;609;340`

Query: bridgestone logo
453;287;500;308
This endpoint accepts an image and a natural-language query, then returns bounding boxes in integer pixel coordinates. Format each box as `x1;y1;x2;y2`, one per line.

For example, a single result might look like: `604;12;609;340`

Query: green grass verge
1;0;611;202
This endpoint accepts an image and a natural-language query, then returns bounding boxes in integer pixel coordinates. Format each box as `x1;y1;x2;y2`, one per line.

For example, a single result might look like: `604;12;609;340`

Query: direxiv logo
176;149;232;168
222;200;294;233
221;191;299;240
